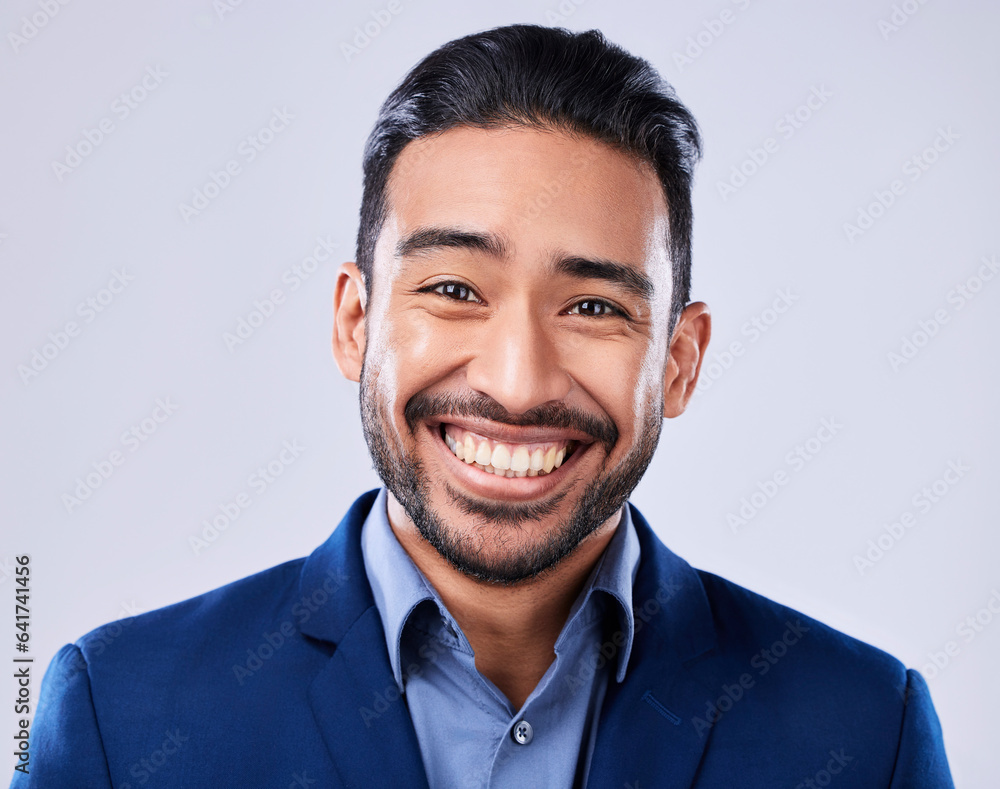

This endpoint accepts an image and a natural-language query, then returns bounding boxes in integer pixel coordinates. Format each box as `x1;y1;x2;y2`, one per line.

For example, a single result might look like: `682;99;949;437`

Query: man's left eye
568;300;619;317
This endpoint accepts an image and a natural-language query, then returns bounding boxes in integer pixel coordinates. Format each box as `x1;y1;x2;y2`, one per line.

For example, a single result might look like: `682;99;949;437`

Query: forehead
379;124;670;281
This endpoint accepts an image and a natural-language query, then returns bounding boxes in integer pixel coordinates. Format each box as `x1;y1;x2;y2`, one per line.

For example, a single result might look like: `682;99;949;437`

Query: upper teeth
443;425;572;478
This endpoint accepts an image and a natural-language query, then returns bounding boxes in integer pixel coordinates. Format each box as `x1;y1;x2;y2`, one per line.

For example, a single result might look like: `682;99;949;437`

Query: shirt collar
560;499;641;682
361;487;642;687
360;488;442;688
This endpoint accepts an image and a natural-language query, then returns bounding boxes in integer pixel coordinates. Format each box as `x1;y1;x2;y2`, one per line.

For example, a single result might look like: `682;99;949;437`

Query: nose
464;306;572;415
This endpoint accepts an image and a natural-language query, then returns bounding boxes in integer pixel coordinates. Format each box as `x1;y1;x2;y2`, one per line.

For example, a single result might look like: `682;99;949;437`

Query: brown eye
570;300;617;317
431;282;477;302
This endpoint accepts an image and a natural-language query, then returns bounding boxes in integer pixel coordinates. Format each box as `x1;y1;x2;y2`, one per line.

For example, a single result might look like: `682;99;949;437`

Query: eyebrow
552;254;654;302
396;225;654;302
395;227;508;259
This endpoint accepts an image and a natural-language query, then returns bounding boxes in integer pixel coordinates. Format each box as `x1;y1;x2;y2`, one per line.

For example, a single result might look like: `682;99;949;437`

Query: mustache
404;391;619;454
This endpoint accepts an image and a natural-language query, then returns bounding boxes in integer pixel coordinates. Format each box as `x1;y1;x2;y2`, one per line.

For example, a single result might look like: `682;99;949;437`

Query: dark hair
357;24;702;332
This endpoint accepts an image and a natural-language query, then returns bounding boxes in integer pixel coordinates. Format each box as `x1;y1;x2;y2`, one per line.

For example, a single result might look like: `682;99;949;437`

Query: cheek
393;319;434;365
633;340;668;418
374;311;459;415
565;339;656;432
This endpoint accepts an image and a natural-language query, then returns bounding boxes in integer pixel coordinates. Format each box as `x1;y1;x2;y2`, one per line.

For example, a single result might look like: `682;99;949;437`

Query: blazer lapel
298;490;430;789
587;503;718;789
306;607;430;788
297;493;720;788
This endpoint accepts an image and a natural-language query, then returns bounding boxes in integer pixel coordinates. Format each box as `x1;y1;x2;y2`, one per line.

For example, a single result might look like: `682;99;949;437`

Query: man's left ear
662;301;711;418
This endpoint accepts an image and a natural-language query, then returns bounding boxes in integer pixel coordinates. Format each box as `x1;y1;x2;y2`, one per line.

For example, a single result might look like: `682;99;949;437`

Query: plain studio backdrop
2;0;998;784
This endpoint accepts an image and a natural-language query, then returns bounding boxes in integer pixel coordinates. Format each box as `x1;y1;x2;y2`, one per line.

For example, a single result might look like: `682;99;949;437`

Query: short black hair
357;24;702;332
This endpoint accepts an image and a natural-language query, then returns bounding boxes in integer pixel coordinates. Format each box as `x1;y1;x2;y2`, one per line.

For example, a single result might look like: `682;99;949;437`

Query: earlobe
332;262;367;382
662;302;711;418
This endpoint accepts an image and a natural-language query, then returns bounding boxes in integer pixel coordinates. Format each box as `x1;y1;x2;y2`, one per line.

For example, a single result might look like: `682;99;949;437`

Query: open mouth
438;423;580;478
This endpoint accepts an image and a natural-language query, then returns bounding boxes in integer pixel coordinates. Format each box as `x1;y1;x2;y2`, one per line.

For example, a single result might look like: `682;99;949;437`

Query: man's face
344;125;684;585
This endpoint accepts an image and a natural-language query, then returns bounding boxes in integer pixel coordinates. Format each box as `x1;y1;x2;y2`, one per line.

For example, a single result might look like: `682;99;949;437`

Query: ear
332;262;367;382
662;301;711;418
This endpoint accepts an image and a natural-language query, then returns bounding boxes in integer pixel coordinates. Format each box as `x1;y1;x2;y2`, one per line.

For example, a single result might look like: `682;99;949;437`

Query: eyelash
567;300;624;318
423;281;480;302
420;281;627;319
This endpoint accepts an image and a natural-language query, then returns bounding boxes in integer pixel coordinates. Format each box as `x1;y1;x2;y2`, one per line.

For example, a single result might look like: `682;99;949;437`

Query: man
15;25;952;789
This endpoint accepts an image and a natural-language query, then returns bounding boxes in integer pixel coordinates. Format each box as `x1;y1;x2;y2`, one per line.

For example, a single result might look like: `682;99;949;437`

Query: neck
386;493;622;710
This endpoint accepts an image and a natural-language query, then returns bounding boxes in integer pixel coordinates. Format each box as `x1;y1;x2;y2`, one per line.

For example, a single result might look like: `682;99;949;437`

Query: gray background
2;0;997;784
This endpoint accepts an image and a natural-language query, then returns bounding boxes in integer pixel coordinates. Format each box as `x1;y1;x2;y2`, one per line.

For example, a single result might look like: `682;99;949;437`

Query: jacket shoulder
688;565;915;763
695;568;906;686
76;557;309;670
678;569;953;785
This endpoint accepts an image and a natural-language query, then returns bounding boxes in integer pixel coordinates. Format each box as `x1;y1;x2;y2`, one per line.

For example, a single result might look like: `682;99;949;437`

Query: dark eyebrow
553;255;654;302
395;227;508;259
396;227;653;301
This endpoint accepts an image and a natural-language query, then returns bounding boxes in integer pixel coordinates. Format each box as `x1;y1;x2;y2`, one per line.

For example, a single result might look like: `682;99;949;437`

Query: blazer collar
296;490;718;789
297;489;430;789
296;491;714;651
297;488;380;644
586;501;718;789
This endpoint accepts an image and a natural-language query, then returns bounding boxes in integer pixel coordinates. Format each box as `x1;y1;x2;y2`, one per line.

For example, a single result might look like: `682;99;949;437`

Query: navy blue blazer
13;490;953;788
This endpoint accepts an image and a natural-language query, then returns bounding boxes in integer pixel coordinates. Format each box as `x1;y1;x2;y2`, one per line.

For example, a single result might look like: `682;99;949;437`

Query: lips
425;418;591;500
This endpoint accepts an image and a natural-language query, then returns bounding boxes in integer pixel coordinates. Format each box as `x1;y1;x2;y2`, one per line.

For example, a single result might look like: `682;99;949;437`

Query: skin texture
333;124;711;709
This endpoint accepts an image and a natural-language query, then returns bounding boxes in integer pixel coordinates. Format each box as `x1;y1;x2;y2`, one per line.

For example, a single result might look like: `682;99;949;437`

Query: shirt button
511;720;533;745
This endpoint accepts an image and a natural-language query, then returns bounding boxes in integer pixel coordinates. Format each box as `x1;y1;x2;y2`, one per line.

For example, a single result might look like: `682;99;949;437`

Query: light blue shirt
360;487;641;789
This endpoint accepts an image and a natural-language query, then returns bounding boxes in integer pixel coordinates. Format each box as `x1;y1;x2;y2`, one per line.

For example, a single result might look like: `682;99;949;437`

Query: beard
359;360;663;586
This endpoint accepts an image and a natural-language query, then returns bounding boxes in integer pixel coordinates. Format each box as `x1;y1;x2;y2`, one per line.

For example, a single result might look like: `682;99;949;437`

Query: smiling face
334;124;708;585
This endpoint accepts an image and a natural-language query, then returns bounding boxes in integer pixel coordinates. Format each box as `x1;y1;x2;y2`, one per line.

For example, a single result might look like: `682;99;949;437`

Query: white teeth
443;425;576;479
491;444;511;470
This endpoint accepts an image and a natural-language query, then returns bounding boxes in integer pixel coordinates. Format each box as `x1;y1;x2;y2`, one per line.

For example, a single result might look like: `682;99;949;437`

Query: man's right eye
428;282;478;302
